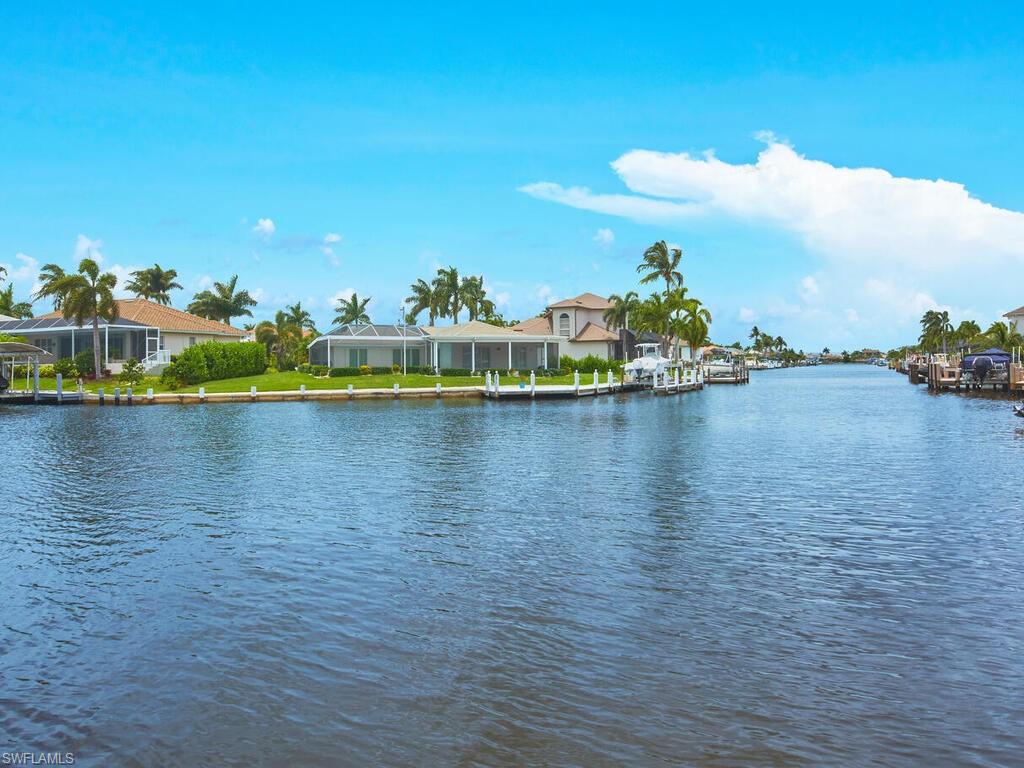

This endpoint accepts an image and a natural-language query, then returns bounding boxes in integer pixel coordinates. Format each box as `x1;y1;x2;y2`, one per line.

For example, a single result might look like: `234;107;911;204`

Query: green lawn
34;370;580;394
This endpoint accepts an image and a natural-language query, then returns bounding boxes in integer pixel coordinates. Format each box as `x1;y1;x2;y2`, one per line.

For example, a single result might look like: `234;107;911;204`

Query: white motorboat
704;350;736;377
623;343;671;382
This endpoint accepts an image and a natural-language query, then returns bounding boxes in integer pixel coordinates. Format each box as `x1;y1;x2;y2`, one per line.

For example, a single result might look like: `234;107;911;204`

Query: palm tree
125;264;183;305
406;278;442;326
635;292;674;356
255;311;303;368
637;240;683;294
0;265;5;283
460;275;492;321
333;292;372;325
33;263;68;311
0;283;33;318
187;275;257;325
433;266;462;323
284;302;316;332
50;258;118;378
983;321;1024;350
775;335;787;353
603;291;640;332
954;320;981;346
749;326;760;346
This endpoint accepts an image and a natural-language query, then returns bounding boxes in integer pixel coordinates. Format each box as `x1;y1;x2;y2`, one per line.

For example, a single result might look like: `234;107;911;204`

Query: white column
327;339;331;368
471;340;476;373
542;342;548;369
71;328;75;357
33;361;40;400
507;341;512;371
593;370;598;388
105;325;109;369
530;370;536;397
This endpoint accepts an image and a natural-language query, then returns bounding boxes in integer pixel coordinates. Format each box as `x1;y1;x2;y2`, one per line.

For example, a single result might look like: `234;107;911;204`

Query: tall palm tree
749;326;761;346
406;278;441;326
432;266;462;323
125;263;183;305
187;275;257;325
0;283;33;318
603;291;640;331
284;302;316;332
49;259;118;378
775;335;787;352
33;263;68;311
954;320;981;346
255;311;303;368
333;292;372;325
637;240;683;294
460;275;492;321
0;265;5;283
682;299;712;360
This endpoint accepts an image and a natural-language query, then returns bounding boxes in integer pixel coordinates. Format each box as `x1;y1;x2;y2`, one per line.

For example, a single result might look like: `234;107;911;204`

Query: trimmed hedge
329;365;438;377
559;354;625;373
440;368;474;376
161;341;268;386
329;367;362;377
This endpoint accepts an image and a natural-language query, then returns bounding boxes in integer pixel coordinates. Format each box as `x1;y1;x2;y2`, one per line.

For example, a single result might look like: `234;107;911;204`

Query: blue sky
2;3;1023;350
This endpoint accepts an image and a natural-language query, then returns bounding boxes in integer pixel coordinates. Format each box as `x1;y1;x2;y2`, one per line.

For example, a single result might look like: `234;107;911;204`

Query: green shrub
559;354;623;373
74;350;96;377
53;358;77;378
359;365;372;376
328;367;362;377
440;368;474;376
310;365;328;377
117;358;146;386
297;362;311;374
165;341;267;386
278;358;297;372
38;364;55;378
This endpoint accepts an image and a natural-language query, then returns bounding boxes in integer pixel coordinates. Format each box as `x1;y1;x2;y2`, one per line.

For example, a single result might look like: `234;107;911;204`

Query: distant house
512;292;624;360
1004;305;1024;333
0;298;245;373
308;320;561;372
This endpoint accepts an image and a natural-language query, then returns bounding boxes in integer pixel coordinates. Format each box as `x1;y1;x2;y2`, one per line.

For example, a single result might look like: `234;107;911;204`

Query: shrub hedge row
559;354;625;373
161;341;268;386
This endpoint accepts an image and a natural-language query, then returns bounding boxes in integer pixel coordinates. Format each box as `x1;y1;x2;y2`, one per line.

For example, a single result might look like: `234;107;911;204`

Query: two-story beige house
512;292;621;360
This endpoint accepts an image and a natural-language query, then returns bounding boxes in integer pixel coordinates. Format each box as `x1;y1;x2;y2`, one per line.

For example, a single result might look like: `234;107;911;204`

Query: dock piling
56;373;63;404
250;386;257;401
98;387;105;405
114;387;120;405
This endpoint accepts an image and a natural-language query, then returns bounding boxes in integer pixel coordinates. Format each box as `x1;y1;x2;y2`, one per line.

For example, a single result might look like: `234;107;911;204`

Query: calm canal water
1;365;1022;766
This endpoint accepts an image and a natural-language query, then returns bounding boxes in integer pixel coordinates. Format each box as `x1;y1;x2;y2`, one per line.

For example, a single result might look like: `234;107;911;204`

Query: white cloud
738;306;757;322
534;284;556;304
252;218;276;241
74;234;105;263
520;138;1024;270
593;227;615;246
196;275;214;290
321;232;342;266
0;253;39;283
799;275;820;303
845;308;860;323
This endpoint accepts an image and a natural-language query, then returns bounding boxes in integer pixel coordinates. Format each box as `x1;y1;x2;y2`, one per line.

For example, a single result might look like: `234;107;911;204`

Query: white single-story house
512;292;633;360
308;324;432;368
0;298;246;373
308;320;562;372
1004;305;1024;333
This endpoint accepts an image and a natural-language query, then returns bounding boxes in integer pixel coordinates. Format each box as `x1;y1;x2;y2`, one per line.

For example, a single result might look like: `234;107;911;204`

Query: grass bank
35;370;579;395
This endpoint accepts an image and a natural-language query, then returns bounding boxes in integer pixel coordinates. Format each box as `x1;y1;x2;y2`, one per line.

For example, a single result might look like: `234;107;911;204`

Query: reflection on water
1;366;1022;766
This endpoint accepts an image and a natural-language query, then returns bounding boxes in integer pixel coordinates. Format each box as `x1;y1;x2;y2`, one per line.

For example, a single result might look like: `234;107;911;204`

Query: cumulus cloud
521;139;1024;271
252;218;276;241
321;232;342;266
593;227;615;246
738;306;758;322
74;234;105;262
0;253;39;283
799;276;820;303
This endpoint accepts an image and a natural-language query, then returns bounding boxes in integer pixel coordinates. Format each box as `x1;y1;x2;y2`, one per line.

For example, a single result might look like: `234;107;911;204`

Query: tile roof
548;292;612;310
1003;306;1024;317
39;299;245;336
511;315;552;334
572;322;619;343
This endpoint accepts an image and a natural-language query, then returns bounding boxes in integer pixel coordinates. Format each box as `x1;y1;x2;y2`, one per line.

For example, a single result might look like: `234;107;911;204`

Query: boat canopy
961;348;1010;368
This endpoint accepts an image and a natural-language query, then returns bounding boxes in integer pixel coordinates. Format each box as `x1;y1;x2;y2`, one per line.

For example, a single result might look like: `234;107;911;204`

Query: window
348;348;368;367
189;337;196;347
558;313;570;337
36;337;55;354
514;346;527;369
107;334;125;361
392;348;422;367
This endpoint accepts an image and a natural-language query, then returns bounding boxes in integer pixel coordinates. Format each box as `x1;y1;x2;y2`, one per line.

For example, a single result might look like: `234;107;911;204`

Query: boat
704;348;736;377
1014;404;1024;418
622;343;671;382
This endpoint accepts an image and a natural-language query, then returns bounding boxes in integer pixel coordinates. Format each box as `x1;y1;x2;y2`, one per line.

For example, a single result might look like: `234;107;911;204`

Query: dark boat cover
961;348;1010;370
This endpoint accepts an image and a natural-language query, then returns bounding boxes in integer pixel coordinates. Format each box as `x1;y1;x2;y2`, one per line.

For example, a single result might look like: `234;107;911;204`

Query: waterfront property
1004;305;1024;333
308;323;432;369
308;320;562;373
0;298;245;373
512;292;627;360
